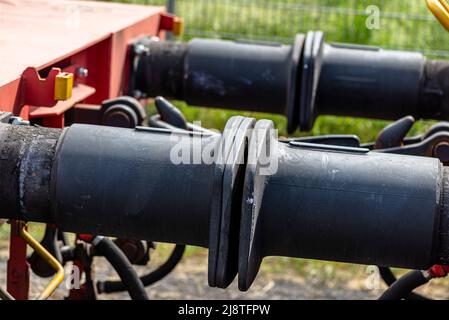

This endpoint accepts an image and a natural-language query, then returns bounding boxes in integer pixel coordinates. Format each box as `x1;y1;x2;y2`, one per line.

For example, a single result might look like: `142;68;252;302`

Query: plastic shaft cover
52;124;221;247
135;37;304;116
315;43;426;120
238;120;447;290
53;117;254;289
0;118;254;290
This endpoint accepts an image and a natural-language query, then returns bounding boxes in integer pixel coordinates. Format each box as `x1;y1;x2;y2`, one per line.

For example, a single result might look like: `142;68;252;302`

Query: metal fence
117;0;449;58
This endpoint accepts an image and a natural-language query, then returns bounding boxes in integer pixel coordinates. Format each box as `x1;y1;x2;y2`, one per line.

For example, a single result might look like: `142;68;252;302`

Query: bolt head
9;117;30;126
132;90;143;99
134;44;147;55
76;67;89;79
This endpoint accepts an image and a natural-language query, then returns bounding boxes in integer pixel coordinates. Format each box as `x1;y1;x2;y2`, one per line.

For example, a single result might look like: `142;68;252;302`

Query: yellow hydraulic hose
427;0;449;32
18;222;64;300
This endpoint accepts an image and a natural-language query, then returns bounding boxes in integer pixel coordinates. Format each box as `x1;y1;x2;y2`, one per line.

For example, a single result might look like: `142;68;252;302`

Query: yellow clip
172;17;184;36
54;72;73;101
427;0;449;32
18;222;64;300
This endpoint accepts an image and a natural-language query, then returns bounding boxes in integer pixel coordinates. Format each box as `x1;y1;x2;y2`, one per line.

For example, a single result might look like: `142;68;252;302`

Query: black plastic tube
98;244;186;294
379;270;429;300
135;39;297;115
93;236;148;300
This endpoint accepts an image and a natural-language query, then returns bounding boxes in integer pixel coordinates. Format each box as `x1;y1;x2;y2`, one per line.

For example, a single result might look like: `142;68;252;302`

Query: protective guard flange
299;31;324;132
286;34;305;134
238;120;275;291
208;116;256;288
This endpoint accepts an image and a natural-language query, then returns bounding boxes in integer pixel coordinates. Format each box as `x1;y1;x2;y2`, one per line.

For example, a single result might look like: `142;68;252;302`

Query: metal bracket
159;13;184;36
19;67;73;109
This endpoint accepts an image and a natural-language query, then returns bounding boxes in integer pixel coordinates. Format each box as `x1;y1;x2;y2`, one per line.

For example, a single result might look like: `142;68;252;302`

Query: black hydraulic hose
378;267;430;300
98;244;186;294
58;230;69;246
379;270;430;300
378;267;396;286
92;236;148;300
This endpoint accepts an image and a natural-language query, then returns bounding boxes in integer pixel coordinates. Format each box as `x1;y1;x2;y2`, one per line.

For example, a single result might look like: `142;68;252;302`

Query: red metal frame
20;67;61;108
0;0;178;299
7;221;29;300
0;0;173;117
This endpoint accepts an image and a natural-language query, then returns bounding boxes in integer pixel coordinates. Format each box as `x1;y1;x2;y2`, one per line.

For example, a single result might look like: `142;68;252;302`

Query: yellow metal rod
427;0;449;32
0;286;14;300
18;222;64;300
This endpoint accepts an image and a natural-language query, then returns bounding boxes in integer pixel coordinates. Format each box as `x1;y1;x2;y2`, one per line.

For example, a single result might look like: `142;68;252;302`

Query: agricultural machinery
2;0;449;300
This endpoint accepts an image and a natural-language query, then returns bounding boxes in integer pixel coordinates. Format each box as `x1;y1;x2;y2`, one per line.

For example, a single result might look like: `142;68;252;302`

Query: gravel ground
96;257;382;300
0;250;447;300
0;252;380;300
